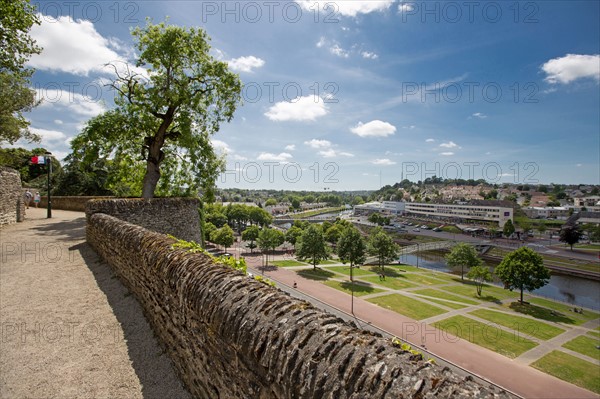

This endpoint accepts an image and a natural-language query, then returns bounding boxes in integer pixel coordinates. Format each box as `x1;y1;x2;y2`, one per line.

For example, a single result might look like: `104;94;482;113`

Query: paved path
244;258;599;398
0;209;191;399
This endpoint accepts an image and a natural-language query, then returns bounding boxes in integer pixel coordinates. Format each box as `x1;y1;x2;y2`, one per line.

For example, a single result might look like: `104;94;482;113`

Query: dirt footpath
0;208;191;399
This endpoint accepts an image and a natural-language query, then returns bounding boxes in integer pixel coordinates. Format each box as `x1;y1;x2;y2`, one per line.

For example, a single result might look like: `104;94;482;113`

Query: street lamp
44;151;52;218
416;243;420;268
350;263;354;314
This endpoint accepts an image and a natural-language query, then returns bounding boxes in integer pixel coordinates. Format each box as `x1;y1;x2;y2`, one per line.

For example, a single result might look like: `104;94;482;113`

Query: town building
404;200;514;227
353;201;405;216
523;206;570;220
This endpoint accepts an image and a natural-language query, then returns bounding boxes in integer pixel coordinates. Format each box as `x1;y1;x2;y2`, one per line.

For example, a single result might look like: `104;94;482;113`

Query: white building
523;206;570;220
404;201;514;227
353;201;405;216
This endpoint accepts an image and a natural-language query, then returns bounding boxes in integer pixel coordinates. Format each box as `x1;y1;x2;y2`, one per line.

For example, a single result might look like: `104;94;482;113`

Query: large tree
559;224;583;251
445;243;482;282
257;228;284;267
80;20;242;198
337;227;366;278
466;265;492;296
296;225;329;270
367;227;399;272
503;219;515;238
211;225;234;251
241;225;260;253
0;0;42;144
495;247;550;303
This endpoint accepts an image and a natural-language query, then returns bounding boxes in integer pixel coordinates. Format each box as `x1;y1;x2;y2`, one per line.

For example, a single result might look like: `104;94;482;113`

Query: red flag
31;156;38;164
31;156;45;164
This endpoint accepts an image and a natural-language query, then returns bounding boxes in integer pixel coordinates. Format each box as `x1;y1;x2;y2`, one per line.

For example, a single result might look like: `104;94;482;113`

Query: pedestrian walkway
0;209;190;399
246;256;599;399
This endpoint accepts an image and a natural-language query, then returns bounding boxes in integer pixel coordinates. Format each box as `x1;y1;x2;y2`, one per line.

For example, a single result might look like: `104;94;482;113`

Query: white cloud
227;56;265;73
54;119;63;125
284;144;296;151
440;152;454;156
425;138;435;143
257;152;293;162
296;1;394;17
361;51;378;60
541;54;600;84
212;139;231;154
372;158;396;165
472;112;487;119
398;3;415;12
316;37;327;48
27;14;127;76
350;120;396;137
403;125;416;129
319;149;354;158
304;139;332;149
36;89;106;117
29;127;66;142
265;95;328;122
439;141;460;149
330;44;349;58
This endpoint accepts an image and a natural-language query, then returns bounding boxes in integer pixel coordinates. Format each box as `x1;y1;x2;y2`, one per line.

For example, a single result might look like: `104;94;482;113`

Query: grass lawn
319;259;341;265
367;293;447;320
327;266;374;277
526;298;599;325
532;351;600;394
588;330;600;339
562;335;600;361
323;280;385;297
296;268;335;281
439;283;516;303
573;243;600;250
402;273;449;286
413;289;479;305
271;260;307;267
469;309;565;340
361;275;418;290
433;315;537;359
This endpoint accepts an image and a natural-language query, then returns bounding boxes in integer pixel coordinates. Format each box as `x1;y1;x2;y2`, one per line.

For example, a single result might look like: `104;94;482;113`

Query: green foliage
445;243;482;281
495;247;550;302
367;227;399;271
559;224;583;250
264;198;277;207
296;225;329;270
203;222;217;242
324;224;342;244
337;227;366;268
0;0;42;144
241;225;260;253
503;219;515;238
254;275;275;287
285;225;304;246
466;265;493;296
257;228;285;266
211;225;234;248
169;235;246;273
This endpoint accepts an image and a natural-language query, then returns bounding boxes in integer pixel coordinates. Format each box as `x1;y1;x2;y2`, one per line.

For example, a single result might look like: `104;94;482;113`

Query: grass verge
562;335;600;361
271;260;306;267
367;293;447;320
323;280;385;297
469;309;565;340
531;351;600;394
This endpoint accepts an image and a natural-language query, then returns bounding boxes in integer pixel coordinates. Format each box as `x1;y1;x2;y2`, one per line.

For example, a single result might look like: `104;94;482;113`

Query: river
399;251;600;311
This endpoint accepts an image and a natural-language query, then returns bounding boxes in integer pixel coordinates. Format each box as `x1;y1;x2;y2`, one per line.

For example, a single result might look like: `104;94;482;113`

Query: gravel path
0;208;191;399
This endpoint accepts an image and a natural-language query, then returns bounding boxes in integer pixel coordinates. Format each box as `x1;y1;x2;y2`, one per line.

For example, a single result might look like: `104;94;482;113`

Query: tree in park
559;224;583;251
445;243;482;282
241;225;260;253
495;247;550;303
503;219;515;238
0;0;42;145
324;224;342;245
72;20;242;199
296;225;329;270
257;228;284;267
337;227;366;280
211;225;234;251
367;227;399;272
466;265;492;296
285;225;304;246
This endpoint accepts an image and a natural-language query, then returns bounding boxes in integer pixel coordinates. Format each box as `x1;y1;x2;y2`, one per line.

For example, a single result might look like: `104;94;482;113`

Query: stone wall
86;198;201;243
38;196;114;212
0;167;25;226
86;209;513;398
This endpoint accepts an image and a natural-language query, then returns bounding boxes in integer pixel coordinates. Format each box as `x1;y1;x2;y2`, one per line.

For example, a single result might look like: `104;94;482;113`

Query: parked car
413;228;421;232
432;227;441;232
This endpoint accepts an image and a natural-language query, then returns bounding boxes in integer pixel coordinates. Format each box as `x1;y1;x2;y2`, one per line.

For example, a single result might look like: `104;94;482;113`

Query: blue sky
12;0;600;190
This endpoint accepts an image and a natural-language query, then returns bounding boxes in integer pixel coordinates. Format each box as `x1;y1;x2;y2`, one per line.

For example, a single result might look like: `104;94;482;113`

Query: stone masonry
0;167;25;227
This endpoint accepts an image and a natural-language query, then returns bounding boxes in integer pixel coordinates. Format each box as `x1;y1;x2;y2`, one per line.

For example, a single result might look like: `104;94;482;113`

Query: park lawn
296;268;335;281
439;283;517;302
319;259;341;265
367;293;447;320
387;264;426;273
532;351;600;394
573;243;600;250
413;289;479;305
419;297;468;310
527;298;599;325
327;266;374;277
402;273;449;286
323;280;385;297
361;275;418;290
469;309;565;340
433;315;537;359
588;330;600;339
271;260;307;267
562;335;600;361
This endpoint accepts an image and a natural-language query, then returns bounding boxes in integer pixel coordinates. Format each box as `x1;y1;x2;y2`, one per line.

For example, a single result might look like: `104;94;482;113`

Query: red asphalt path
245;257;598;399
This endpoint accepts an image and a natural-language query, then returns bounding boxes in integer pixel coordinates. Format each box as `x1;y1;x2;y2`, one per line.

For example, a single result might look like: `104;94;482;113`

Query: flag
31;156;45;164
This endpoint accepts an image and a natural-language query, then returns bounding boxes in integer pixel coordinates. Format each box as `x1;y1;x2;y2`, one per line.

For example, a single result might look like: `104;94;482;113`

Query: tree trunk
520;286;524;303
142;159;161;199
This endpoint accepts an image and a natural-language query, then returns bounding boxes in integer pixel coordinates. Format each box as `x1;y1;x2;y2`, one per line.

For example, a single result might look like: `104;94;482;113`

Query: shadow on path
73;242;191;399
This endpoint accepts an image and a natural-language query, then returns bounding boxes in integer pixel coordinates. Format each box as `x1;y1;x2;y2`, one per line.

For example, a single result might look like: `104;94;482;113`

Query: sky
10;0;600;191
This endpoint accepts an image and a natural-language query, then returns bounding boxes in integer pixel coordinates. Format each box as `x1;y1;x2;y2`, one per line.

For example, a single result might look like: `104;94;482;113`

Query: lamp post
350;263;354;314
416;243;420;268
44;151;52;218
